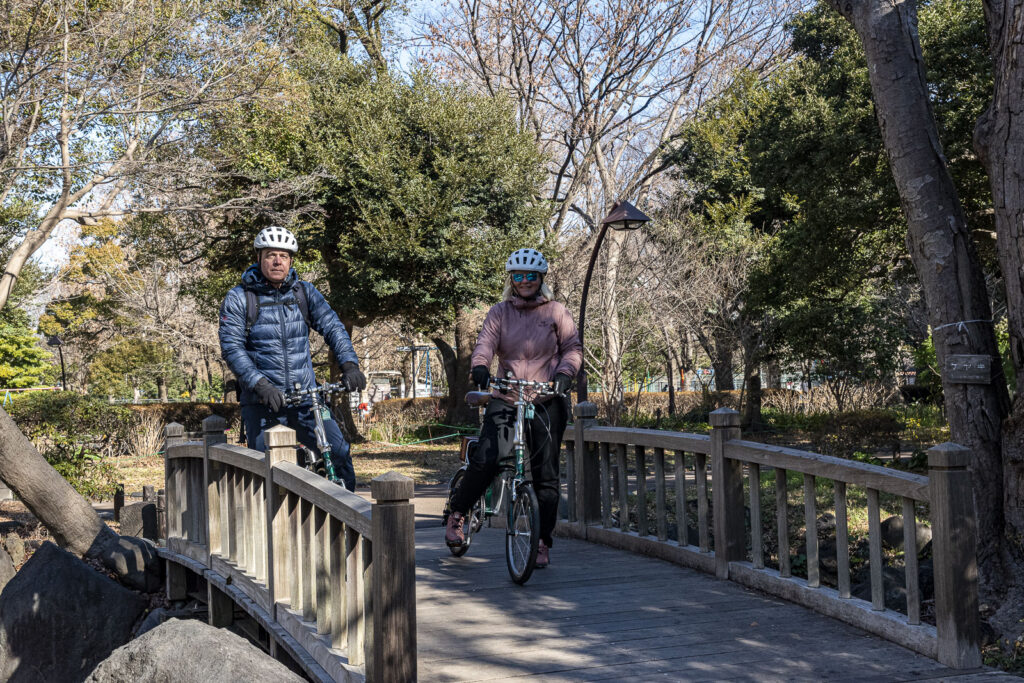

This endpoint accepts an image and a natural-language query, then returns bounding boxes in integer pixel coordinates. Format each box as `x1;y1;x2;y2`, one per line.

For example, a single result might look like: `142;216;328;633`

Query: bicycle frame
285;381;347;484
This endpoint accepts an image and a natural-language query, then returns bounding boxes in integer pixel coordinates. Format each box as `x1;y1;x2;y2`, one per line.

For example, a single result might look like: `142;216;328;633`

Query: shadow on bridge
415;526;1011;682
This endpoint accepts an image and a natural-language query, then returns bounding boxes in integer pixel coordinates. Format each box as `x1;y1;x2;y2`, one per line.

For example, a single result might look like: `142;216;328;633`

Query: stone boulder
879;515;932;552
0;541;147;682
0;545;13;593
86;619;306;683
97;536;163;592
3;534;24;567
119;503;158;541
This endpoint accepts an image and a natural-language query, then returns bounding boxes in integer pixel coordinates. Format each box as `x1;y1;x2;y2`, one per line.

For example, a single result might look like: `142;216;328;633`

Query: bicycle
283;380;349;486
441;375;562;585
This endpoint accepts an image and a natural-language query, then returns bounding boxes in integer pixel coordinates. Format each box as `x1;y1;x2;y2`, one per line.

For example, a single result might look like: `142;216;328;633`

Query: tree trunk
600;229;626;420
157;376;168;402
827;0;1010;603
329;350;363;444
765;361;782;390
665;350;677;417
743;369;763;430
0;406;118;556
433;306;480;426
711;330;735;391
974;0;1024;636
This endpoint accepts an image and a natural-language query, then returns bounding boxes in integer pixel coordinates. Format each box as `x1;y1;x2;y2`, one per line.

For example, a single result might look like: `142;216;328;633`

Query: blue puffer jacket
219;265;359;406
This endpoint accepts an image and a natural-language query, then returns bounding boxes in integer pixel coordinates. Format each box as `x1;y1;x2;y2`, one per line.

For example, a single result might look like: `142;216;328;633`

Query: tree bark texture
975;0;1024;634
434;308;480;425
711;329;736;391
828;0;1010;598
0;407;118;557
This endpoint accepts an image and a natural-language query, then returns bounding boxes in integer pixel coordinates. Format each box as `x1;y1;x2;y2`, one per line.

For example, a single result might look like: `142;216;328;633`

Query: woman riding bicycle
445;248;582;568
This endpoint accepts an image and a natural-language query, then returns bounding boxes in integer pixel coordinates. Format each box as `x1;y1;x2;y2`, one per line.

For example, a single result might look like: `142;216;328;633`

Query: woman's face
510;270;541;298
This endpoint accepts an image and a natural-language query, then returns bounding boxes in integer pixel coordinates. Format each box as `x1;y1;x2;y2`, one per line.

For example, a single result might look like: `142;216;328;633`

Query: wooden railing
558;403;980;669
162;417;415;683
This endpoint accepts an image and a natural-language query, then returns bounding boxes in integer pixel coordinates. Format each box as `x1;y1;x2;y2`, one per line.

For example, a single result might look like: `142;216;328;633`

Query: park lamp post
46;335;67;390
576;200;651;402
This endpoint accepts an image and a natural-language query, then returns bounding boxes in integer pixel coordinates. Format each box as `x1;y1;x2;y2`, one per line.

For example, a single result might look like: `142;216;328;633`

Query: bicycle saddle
464;390;491;407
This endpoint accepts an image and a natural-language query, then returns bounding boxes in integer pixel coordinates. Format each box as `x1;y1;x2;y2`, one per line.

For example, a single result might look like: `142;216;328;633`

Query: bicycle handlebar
284;381;349;405
486;375;564;398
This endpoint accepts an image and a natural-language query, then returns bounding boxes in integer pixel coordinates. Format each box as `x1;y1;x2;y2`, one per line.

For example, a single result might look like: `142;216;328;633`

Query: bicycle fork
309;391;340;485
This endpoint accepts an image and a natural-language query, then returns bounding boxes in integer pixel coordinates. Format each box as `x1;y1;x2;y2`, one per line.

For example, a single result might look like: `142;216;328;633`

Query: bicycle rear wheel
506;482;540;584
444;469;476;557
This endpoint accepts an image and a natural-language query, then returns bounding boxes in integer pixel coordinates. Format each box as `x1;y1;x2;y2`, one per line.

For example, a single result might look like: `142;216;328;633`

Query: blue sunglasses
511;272;539;283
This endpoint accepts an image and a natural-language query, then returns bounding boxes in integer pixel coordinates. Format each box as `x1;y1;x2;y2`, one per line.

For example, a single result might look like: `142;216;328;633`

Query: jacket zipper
279;287;290;393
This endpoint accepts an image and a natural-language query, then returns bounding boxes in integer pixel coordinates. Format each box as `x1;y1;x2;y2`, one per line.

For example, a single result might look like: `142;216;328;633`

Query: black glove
341;362;366;392
551;372;573;395
254;378;285;412
471;365;490;390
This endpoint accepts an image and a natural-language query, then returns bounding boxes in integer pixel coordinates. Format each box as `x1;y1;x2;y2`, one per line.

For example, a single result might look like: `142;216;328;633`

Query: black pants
451;397;568;547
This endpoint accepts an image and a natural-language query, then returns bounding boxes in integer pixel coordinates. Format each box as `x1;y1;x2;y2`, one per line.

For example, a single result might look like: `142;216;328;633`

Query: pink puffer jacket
471;295;583;403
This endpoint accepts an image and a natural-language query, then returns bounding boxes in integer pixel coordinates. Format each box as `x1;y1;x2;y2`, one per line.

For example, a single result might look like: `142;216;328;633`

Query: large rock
0;545;13;593
0;541;147;682
86;619;306;683
97;536;162;592
879;515;932;552
3;534;24;567
119;502;158;541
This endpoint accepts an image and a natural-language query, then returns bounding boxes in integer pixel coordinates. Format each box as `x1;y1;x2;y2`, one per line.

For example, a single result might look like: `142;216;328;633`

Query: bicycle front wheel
506;482;540;584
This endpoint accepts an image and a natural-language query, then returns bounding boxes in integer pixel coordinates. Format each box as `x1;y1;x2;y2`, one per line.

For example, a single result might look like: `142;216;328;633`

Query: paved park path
409;486;1019;682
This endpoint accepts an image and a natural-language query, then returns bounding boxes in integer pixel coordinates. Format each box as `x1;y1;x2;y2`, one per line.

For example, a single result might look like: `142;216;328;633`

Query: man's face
259;249;293;286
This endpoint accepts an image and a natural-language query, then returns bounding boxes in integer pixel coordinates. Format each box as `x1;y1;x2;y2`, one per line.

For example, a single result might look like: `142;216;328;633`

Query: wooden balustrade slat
300;499;313;620
616;444;628;532
289;493;300;610
599;443;611;529
636;446;648;537
749;463;763;568
835;481;851;598
565;439;576;524
255;478;266;584
244;473;255;575
654;447;667;542
776;468;790;577
903;497;920;624
696;453;709;553
346;527;365;667
315;508;329;635
727;440;929;502
675;451;688;548
330;518;345;651
361;537;374;679
207;462;222;556
804;474;819;588
227;469;238;562
868;488;884;610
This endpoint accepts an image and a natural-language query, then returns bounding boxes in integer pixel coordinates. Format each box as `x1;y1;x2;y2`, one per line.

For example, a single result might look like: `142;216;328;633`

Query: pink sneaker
536;540;550;568
445;511;465;546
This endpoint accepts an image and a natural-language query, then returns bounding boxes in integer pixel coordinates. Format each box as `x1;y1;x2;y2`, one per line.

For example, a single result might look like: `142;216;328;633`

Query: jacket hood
241;263;298;294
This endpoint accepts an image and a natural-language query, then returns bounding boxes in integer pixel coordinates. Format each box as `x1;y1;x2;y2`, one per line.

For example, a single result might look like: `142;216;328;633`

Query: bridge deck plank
415;525;1009;682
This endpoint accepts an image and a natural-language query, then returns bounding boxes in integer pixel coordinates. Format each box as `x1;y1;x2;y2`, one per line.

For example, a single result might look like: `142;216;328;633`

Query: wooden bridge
159;404;997;682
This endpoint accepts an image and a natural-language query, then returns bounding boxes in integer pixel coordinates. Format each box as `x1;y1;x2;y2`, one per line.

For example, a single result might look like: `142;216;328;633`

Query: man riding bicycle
445;248;582;567
218;226;366;491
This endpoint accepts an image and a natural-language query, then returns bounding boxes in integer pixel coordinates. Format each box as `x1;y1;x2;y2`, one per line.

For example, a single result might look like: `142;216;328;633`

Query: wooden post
113;483;125;522
204;415;227;558
573;401;600;528
156;491;167;542
265;425;295;617
928;443;981;668
710;408;744;579
208;581;234;628
142;485;155;502
164;423;185;539
371;472;416;683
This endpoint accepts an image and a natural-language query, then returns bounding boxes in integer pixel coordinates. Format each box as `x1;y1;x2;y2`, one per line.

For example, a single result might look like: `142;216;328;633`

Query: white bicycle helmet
505;248;548;273
254;226;298;254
